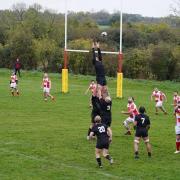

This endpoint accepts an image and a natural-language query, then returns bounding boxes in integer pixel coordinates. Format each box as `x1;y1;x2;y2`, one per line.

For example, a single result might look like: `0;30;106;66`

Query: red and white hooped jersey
43;78;51;88
89;83;97;96
173;95;180;106
127;102;139;118
10;75;17;83
175;107;180;126
152;91;164;102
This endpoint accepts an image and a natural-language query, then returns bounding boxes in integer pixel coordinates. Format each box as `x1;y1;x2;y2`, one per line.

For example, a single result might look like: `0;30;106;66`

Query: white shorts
124;117;134;126
156;101;163;108
43;87;50;93
10;83;17;89
175;126;180;135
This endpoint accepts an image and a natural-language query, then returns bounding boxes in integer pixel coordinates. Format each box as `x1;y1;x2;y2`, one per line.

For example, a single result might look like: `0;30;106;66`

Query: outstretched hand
96;42;100;48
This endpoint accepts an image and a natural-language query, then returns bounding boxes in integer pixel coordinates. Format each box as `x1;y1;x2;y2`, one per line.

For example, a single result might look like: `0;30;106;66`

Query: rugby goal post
62;0;123;98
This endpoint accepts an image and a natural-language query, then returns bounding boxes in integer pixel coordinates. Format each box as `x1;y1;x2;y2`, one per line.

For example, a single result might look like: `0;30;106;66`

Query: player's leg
123;117;133;135
175;126;180;153
89;96;92;108
15;87;19;96
48;93;55;100
134;137;140;159
18;69;21;77
143;137;152;157
155;103;159;115
102;86;109;99
11;87;14;96
102;148;113;164
44;91;48;101
14;69;17;75
95;148;103;168
46;89;54;100
175;135;180;153
159;106;167;114
97;84;102;98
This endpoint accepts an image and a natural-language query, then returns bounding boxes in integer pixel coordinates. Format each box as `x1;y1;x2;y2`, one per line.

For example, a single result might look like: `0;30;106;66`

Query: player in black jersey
87;94;101;140
90;115;113;168
100;96;112;127
134;106;152;159
92;42;107;98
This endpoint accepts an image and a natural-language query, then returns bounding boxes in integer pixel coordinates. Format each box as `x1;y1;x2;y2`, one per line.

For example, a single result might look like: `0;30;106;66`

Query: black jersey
91;96;101;113
92;48;105;78
135;114;150;129
100;99;112;116
92;123;109;144
100;99;112;126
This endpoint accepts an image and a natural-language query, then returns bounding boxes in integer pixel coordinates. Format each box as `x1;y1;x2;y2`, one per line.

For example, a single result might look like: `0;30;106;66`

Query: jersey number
98;126;105;133
107;105;111;111
141;118;145;124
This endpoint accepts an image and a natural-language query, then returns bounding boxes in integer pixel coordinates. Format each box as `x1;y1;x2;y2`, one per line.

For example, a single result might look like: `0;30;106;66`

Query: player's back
135;114;150;128
92;123;109;142
43;78;50;88
100;99;112;115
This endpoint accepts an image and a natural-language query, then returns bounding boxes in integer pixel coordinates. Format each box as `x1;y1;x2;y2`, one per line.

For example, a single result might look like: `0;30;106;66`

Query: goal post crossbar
66;49;119;55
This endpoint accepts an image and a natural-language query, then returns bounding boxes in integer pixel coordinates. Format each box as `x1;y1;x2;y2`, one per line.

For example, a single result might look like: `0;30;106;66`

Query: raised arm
96;42;102;61
92;43;96;65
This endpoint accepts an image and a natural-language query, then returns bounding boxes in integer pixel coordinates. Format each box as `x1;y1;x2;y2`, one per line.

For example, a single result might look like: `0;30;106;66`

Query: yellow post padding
62;69;68;93
117;72;123;98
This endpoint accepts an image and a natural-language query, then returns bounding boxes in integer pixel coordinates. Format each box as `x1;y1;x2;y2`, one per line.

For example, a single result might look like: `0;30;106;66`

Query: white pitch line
0;148;123;179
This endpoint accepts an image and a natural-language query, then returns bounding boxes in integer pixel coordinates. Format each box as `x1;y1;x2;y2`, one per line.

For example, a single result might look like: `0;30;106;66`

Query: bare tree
170;0;180;16
12;3;27;21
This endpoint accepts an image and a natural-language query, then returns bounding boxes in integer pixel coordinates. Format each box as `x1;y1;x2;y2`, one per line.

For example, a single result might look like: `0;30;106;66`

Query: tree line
0;3;179;81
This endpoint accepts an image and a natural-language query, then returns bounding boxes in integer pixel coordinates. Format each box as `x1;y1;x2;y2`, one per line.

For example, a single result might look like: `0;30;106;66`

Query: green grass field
0;69;180;180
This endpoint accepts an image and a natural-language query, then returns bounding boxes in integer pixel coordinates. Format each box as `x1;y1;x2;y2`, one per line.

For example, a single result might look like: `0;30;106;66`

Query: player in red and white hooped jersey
121;97;139;135
172;91;180;109
174;101;180;154
151;88;167;115
85;80;97;107
42;73;54;101
10;72;19;96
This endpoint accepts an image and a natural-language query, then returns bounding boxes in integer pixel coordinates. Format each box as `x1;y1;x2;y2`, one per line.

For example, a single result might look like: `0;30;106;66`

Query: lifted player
122;97;139;135
90;115;113;168
134;106;152;159
92;42;107;99
151;88;167;115
87;90;101;140
174;101;180;154
100;96;112;127
42;73;54;101
172;91;180;109
10;72;19;96
85;80;97;107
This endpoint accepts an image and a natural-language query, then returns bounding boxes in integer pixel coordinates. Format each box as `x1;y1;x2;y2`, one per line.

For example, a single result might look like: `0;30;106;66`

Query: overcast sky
0;0;175;17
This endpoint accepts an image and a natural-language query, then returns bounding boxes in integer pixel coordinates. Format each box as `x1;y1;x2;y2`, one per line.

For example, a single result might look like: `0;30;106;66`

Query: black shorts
102;116;112;127
135;128;148;138
96;77;107;86
96;140;109;149
91;111;99;123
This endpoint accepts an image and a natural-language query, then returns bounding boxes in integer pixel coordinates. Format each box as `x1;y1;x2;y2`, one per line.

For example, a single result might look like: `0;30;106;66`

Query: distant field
98;25;111;30
0;69;179;180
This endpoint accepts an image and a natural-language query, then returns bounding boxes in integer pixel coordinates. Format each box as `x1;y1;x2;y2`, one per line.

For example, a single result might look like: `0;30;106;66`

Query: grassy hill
0;69;179;180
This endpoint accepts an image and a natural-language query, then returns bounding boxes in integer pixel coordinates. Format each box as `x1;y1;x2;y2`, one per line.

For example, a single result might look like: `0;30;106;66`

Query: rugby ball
101;31;108;37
